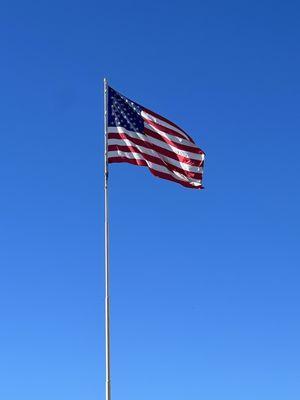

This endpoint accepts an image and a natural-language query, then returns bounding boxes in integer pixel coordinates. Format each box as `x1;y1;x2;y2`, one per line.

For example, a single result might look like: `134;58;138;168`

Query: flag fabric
107;86;205;189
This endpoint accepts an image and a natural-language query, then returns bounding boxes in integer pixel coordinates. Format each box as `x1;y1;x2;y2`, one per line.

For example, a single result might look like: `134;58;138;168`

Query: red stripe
150;169;203;189
144;127;203;155
143;107;196;144
108;157;203;189
109;156;148;168
143;118;191;142
108;144;202;179
108;132;203;167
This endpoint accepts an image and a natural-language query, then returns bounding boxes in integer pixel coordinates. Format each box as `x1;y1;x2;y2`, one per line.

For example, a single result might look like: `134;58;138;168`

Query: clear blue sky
1;1;300;399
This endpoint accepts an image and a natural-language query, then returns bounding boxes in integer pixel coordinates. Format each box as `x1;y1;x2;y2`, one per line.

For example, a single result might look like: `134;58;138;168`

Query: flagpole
104;77;111;400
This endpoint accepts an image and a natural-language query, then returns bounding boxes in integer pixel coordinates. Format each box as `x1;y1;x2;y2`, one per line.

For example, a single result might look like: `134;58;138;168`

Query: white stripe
108;138;203;174
141;110;190;140
108;150;202;186
107;127;204;162
144;122;199;149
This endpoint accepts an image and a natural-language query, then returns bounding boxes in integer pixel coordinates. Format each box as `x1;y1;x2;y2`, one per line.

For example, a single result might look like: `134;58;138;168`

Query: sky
1;0;300;399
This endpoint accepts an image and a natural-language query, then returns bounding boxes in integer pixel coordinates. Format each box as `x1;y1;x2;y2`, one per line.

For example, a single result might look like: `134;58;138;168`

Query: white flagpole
103;78;111;400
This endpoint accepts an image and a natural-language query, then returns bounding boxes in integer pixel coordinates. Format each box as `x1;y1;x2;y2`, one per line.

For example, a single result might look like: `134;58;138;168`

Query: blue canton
107;86;144;133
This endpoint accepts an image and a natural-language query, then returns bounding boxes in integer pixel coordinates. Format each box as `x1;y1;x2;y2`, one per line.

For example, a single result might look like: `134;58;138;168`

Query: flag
107;86;205;189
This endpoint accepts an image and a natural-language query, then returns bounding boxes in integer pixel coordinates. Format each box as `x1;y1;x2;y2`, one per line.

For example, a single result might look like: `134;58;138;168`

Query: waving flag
107;86;205;189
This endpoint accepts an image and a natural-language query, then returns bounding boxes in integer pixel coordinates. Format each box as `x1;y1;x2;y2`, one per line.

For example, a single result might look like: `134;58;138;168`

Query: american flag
107;86;205;189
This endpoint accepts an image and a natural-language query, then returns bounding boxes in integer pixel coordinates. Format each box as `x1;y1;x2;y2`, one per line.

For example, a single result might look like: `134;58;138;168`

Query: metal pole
104;78;111;400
